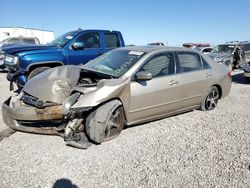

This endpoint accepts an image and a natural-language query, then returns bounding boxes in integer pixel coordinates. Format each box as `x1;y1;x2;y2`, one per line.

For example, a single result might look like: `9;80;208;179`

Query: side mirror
135;71;152;81
72;42;85;50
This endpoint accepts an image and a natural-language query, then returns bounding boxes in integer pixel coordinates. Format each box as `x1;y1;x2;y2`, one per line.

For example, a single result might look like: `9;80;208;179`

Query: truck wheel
85;100;125;144
245;77;250;83
200;86;219;111
28;66;50;80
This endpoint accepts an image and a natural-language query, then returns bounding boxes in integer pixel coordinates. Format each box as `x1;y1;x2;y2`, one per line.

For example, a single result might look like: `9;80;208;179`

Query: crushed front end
2;65;115;148
2;93;65;135
2;91;94;148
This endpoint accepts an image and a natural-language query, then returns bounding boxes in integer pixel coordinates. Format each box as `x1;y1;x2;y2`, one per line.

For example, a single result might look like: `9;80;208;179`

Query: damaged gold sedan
2;46;232;148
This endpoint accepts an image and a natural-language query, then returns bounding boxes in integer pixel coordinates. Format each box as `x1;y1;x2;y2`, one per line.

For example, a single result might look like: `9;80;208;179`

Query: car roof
68;29;121;35
116;46;196;53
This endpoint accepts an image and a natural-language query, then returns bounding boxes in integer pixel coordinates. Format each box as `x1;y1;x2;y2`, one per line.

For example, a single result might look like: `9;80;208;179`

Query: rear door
175;51;213;108
129;51;182;122
67;32;103;65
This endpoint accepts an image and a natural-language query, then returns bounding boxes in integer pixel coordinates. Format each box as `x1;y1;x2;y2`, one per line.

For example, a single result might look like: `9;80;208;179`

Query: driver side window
76;33;100;49
140;52;175;78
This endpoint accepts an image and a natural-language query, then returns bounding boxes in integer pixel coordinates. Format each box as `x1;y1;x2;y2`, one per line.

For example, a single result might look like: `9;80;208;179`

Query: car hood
22;65;129;105
2;43;58;55
23;65;82;104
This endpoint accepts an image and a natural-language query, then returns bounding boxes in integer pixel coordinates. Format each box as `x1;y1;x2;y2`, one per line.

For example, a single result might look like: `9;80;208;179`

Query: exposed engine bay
77;69;112;87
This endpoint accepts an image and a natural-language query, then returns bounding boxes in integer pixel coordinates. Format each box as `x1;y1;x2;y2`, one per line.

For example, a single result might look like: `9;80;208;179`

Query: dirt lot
0;71;249;188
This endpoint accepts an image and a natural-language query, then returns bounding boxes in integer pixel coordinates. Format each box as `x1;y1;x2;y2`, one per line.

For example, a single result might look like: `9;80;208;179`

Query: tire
28;66;51;80
245;76;250;83
200;86;219;111
85;100;125;144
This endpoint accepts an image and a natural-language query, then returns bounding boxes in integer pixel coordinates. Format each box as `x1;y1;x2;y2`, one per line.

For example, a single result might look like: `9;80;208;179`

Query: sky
1;0;250;46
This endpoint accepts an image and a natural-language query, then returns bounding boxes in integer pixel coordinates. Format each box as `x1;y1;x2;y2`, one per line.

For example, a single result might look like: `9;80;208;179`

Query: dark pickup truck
3;29;125;89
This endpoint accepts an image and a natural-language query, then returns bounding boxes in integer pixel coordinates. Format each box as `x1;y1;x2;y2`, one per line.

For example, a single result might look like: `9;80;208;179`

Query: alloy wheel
104;107;124;141
205;88;219;110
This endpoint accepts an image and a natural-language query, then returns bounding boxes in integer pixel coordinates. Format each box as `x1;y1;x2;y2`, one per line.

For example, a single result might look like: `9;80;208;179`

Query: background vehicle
0;37;40;69
2;46;232;148
243;62;250;82
147;42;165;46
0;27;54;44
194;46;214;54
208;41;250;70
3;29;125;89
182;43;210;49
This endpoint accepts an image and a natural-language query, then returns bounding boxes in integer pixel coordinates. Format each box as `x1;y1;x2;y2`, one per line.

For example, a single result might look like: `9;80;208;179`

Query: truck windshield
48;31;78;47
83;49;145;77
212;45;235;54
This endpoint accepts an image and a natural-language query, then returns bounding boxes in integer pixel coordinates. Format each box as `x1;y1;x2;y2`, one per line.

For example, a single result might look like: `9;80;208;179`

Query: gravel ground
0;70;249;188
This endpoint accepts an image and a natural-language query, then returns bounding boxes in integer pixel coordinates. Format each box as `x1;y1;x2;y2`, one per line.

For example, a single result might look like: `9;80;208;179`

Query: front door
128;52;182;123
67;32;104;65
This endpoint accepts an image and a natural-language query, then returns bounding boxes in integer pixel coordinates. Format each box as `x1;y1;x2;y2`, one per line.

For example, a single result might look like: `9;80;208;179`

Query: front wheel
28;66;50;80
200;86;219;111
85;100;125;144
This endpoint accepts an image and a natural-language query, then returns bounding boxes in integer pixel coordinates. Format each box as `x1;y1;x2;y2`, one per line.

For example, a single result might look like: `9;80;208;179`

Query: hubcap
205;89;219;110
104;108;123;140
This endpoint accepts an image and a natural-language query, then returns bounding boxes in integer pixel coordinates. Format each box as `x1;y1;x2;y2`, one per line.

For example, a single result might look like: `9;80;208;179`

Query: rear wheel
28;66;50;80
200;86;219;111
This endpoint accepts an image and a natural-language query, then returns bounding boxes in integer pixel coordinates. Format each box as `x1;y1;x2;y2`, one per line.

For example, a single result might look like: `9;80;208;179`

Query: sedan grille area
17;120;66;128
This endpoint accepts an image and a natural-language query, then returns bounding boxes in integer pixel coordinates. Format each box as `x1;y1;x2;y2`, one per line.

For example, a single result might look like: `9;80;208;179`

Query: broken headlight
62;92;81;114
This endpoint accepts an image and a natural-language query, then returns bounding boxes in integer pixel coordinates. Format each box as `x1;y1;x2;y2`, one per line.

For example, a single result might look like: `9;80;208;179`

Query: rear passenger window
23;38;36;44
176;52;202;73
140;52;175;78
105;33;121;48
202;57;211;69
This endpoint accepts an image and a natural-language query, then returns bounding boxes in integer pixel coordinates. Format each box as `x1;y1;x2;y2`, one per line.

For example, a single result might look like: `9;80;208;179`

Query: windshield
83;49;145;77
48;31;78;47
0;38;8;44
212;45;235;53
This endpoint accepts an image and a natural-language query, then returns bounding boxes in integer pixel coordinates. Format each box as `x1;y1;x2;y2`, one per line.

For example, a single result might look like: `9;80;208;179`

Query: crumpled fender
72;77;130;108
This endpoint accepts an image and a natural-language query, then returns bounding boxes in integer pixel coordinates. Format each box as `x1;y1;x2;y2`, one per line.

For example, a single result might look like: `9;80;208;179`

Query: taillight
227;71;231;78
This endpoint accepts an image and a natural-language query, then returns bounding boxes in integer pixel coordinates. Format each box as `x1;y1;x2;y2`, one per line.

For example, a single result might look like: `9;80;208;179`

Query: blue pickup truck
3;29;125;89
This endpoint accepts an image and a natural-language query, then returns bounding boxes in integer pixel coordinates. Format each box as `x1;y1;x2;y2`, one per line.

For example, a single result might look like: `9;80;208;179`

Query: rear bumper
220;76;232;98
2;96;65;135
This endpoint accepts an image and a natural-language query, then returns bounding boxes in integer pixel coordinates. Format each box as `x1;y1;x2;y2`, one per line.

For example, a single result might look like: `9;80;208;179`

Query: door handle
168;80;179;85
204;73;211;78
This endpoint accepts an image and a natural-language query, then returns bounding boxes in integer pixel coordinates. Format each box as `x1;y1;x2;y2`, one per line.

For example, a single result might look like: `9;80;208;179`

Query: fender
26;61;64;72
